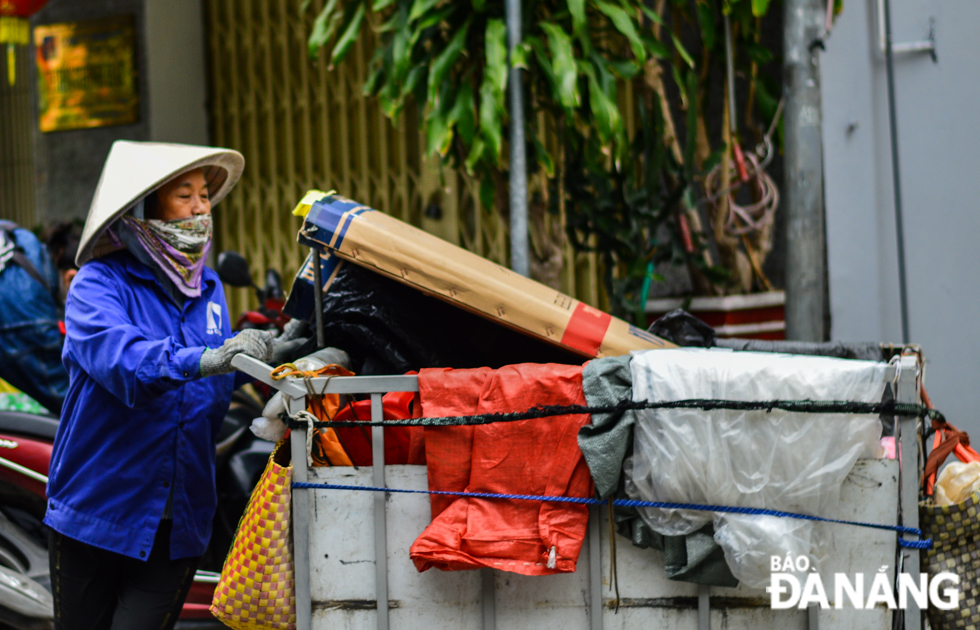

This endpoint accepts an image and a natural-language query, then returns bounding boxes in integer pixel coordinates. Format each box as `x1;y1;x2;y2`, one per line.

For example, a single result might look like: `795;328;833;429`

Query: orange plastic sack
301;365;355;467
330;390;425;465
409;363;593;576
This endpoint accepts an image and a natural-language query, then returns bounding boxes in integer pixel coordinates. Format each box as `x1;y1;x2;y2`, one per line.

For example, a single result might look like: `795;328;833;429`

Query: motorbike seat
0;411;59;440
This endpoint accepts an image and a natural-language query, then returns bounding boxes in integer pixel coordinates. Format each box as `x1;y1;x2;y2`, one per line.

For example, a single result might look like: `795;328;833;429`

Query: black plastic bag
646;309;717;347
290;262;582;375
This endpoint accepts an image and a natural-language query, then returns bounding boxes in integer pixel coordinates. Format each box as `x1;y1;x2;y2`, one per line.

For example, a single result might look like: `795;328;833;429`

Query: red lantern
0;0;49;18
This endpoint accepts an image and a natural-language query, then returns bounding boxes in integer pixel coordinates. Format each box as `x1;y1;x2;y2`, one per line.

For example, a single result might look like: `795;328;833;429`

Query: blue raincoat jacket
0;226;68;414
45;249;240;560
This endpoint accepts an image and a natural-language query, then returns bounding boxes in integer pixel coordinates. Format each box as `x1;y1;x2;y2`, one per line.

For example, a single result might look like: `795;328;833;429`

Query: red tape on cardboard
559;303;612;355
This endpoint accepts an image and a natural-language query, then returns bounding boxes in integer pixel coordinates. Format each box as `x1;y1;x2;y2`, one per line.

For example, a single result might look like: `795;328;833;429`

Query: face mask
144;214;213;254
119;214;213;298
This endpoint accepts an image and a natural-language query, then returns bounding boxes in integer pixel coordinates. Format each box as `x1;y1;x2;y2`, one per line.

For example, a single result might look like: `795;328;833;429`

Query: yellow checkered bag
211;440;296;630
921;490;980;629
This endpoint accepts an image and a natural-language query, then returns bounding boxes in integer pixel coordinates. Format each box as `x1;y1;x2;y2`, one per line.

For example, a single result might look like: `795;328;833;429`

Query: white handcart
232;350;925;630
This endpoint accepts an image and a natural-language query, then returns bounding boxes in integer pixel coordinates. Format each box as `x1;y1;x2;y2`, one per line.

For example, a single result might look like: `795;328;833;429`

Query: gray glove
271;319;311;366
200;329;274;377
278;318;310;342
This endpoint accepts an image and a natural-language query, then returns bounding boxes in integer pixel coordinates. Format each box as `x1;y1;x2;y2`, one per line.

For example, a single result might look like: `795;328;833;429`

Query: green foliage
306;0;782;320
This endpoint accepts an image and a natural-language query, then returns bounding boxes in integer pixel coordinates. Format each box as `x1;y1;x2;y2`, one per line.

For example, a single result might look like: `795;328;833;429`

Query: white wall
144;0;209;145
821;0;980;434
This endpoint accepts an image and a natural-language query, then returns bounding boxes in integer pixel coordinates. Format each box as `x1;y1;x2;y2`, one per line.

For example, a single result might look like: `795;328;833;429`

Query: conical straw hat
76;140;245;266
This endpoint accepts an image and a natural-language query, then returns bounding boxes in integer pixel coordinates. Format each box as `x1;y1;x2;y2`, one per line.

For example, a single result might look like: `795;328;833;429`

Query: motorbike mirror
216;251;254;288
265;268;284;301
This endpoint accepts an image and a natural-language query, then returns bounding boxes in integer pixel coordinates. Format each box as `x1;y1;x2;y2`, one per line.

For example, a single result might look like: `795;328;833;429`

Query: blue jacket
0;226;68;414
45;250;238;560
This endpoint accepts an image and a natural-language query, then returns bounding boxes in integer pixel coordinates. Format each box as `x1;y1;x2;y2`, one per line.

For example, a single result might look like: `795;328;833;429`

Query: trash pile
254;192;911;589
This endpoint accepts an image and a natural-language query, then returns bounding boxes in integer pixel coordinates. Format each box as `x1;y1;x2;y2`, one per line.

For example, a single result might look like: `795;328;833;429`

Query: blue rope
291;482;932;549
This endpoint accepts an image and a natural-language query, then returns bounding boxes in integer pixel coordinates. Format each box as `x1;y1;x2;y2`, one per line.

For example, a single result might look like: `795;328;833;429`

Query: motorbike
0;251;297;629
198;251;292;576
216;251;288;333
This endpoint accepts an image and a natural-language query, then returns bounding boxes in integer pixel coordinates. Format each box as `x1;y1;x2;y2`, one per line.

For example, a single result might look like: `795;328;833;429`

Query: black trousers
48;520;200;630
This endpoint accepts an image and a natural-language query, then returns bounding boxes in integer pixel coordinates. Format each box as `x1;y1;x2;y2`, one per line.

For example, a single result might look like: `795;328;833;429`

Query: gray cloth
278;317;309;342
200;329;274;376
715;338;883;361
613;506;737;586
578;355;635;500
578;355;738;587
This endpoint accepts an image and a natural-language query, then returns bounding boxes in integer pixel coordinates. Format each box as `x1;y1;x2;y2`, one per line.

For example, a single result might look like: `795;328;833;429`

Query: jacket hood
77;141;244;267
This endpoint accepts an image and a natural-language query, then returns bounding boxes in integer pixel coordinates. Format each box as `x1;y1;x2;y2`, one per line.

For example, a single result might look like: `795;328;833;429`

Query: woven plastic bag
920;491;980;629
920;408;980;630
211;440;296;630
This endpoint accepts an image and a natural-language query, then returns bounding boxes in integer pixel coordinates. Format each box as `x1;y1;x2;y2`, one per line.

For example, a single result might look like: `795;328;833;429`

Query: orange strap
270;363;353;381
922;384;980;493
270;363;357;467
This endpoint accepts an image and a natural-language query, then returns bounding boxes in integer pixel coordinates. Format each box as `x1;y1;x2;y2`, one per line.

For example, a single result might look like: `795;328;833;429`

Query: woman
45;141;275;629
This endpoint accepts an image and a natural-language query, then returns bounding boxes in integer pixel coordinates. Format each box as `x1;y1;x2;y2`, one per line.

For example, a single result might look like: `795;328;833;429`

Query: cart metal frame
231;352;921;630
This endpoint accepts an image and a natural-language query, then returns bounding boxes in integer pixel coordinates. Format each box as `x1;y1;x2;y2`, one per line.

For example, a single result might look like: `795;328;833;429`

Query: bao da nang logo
768;555;959;610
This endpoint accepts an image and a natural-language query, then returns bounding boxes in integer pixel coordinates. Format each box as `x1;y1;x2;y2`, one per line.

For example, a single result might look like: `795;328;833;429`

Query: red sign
0;0;49;17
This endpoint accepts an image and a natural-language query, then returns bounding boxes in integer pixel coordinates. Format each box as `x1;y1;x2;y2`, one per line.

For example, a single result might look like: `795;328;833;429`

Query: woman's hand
270;318;311;366
199;329;274;377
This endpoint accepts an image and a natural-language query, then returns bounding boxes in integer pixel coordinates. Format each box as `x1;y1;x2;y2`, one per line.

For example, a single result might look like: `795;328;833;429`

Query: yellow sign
34;16;138;132
0;17;29;45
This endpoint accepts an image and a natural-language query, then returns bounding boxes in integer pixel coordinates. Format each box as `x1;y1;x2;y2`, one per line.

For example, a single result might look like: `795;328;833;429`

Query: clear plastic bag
627;348;887;587
712;514;825;587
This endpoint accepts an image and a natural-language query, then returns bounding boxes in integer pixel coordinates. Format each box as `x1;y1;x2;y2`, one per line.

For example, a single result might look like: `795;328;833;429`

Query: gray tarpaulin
578;356;738;587
578;355;634;500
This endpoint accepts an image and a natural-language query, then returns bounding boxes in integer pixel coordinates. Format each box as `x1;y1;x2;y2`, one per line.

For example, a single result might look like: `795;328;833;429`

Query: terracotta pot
645;290;785;340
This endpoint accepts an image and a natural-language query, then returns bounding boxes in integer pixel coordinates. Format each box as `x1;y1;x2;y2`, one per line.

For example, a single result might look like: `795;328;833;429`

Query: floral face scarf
119;214;213;298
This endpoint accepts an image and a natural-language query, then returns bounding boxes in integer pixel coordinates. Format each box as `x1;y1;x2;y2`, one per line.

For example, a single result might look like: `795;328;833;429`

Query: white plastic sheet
628;348;887;587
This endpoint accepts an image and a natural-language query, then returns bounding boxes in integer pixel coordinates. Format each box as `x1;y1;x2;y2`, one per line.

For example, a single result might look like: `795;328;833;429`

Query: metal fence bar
371;393;390;630
289;394;313;630
897;354;921;630
230;355;418;396
588;505;602;630
0;38;35;228
301;375;420;395
312;248;325;348
481;568;495;630
697;583;710;630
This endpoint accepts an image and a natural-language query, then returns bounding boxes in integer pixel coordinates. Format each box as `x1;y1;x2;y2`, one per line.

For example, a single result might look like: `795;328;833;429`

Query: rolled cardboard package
285;191;672;359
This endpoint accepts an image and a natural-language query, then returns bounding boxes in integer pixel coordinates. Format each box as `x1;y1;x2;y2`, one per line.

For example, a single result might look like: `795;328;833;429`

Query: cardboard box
285;192;672;359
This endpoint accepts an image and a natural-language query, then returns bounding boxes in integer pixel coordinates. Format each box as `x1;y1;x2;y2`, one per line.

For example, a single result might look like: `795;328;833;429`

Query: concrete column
783;0;827;341
505;0;528;277
144;0;209;145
